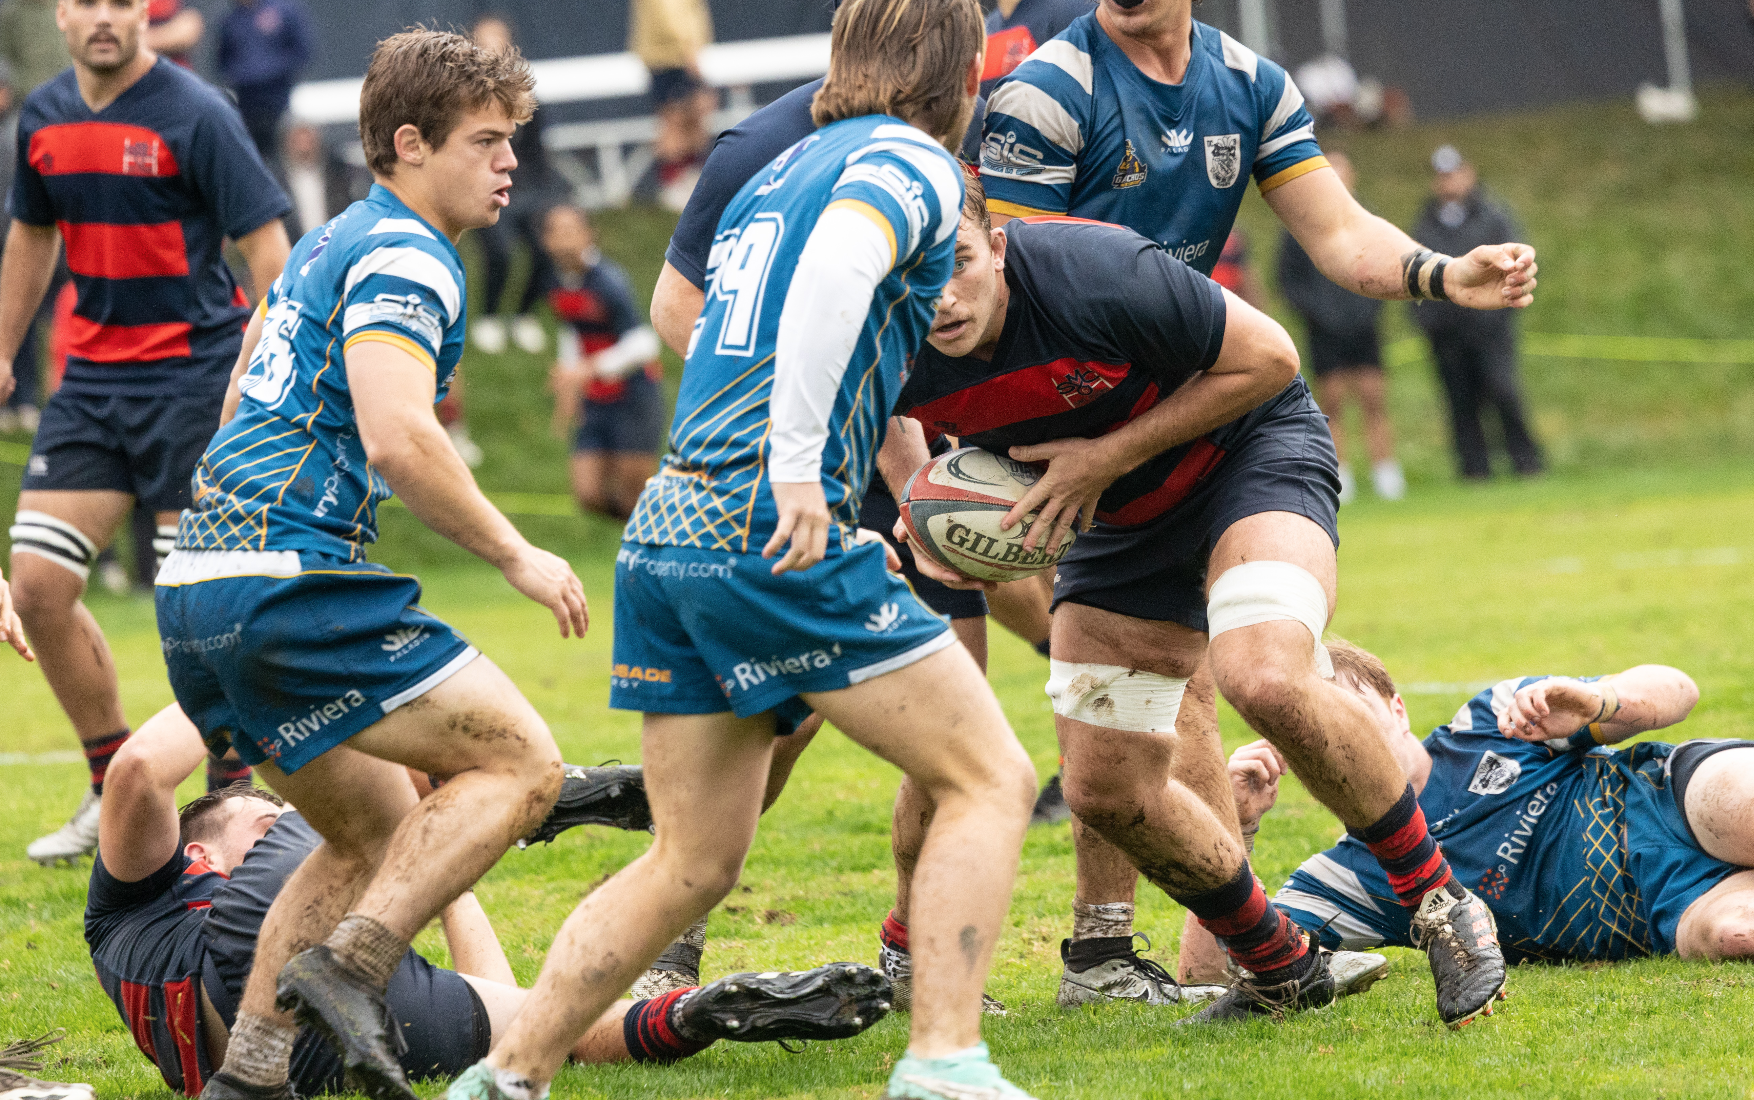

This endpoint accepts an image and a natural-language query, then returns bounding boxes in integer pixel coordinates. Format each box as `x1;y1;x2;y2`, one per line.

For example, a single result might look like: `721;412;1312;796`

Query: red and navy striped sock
1180;863;1313;983
207;753;253;793
622;988;712;1063
82;729;129;795
1348;784;1454;906
880;910;909;953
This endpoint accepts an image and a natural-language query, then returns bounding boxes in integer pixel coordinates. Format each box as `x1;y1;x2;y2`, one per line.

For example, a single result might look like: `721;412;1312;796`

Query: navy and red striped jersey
898;217;1239;527
543;250;659;403
9;58;289;396
85;849;227;1095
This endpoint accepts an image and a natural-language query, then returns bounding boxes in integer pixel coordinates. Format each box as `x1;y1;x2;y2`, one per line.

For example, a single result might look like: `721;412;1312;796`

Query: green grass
5;86;1754;1098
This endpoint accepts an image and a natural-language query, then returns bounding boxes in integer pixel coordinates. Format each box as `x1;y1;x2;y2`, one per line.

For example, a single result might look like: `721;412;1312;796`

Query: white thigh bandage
10;510;98;580
1045;661;1188;733
1207;560;1334;679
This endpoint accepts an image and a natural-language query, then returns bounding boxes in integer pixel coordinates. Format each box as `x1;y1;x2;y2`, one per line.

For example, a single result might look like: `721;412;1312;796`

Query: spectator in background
0;0;67;98
282;121;352;237
541;204;664;521
1413;145;1545;480
217;0;312;173
1278;151;1403;502
630;0;715;213
981;0;1093;93
468;13;566;357
145;0;202;67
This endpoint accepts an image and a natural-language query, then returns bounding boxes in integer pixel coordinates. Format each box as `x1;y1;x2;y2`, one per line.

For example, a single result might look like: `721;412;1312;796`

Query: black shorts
19;388;224;511
1307;326;1382;378
1053;377;1340;632
861;483;989;620
650;67;706;109
574;377;668;455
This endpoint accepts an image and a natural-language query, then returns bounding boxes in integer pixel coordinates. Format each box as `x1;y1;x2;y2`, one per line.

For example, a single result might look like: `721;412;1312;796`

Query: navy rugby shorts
1052;377;1341;633
573;375;668;455
20;388;225;511
155;551;477;773
609;538;954;733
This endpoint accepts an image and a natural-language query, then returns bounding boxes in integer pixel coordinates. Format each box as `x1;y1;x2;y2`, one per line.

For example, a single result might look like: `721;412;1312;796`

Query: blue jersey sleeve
978;39;1094;217
830;130;964;268
184;85;293;238
1249;58;1326;194
339;228;464;371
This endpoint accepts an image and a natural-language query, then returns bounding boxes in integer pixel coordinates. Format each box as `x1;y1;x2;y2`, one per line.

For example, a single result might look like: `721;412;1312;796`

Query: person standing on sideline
1277;151;1403;502
629;0;715;212
1412;145;1544;480
1;0;290;867
216;0;311;174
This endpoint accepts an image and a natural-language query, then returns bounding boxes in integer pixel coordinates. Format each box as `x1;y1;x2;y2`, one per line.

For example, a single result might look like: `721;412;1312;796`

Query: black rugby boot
275;946;415;1100
196;1072;295;1100
1409;880;1508;1028
674;963;892;1044
1176;939;1336;1024
520;764;651;846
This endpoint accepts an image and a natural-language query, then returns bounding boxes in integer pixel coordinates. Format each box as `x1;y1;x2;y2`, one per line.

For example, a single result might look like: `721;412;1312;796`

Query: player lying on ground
85;706;888;1098
1177;644;1754;978
448;4;1039;1100
3;0;290;865
976;0;1538;1016
889;176;1515;1028
155;32;588;1100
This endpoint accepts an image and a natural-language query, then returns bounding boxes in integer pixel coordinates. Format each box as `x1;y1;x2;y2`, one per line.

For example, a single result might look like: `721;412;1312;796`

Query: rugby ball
900;447;1074;582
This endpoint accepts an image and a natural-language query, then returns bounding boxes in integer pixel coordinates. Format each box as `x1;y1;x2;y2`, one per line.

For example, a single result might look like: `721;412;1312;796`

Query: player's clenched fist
501;544;589;637
1445;243;1538;310
1228;739;1288;831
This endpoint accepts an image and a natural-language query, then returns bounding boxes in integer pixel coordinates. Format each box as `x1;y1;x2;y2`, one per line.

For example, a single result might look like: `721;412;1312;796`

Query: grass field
3;88;1754;1098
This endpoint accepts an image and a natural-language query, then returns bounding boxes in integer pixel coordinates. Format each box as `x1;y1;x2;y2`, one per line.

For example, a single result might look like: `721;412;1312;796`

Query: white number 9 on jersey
239;299;305;411
711;213;784;357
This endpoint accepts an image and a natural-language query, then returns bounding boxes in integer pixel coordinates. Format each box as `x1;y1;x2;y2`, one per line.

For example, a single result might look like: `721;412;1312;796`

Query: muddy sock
1349;783;1456;906
222;1012;296;1087
82;728;129;795
326;913;405;989
1179;863;1313;984
623;988;713;1060
1071;899;1134;941
880;910;909;953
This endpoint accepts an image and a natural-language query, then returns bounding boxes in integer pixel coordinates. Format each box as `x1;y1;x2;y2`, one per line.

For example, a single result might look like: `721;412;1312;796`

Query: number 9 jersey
624;115;965;553
173;183;468;562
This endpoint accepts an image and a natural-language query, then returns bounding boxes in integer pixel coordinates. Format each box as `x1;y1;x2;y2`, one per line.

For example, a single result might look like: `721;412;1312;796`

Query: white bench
295;34;831;208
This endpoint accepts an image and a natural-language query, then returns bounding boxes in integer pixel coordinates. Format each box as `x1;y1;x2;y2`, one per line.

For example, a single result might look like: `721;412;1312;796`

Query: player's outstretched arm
1264;166;1536;310
0;570;34;660
345;340;588;636
96;705;210;882
0;220;61;403
1499;665;1700;744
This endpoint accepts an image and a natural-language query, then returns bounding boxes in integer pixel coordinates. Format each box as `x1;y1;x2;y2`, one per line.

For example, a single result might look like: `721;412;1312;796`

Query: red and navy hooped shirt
898;217;1246;528
543;251;660;404
9;58;289;396
85;849;227;1095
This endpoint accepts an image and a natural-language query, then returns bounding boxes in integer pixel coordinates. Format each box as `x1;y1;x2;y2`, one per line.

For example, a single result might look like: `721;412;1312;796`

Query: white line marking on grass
1402;682;1496;695
1546;547;1746;573
0;750;85;766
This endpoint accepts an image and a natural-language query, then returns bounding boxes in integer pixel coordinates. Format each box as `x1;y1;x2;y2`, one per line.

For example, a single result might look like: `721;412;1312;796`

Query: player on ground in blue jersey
447;5;1037;1100
1177;643;1754;978
0;0;291;866
974;0;1538;1022
153;32;588;1100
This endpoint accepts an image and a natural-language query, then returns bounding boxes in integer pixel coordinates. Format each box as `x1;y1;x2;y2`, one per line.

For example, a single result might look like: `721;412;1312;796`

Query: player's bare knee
1709;901;1754;960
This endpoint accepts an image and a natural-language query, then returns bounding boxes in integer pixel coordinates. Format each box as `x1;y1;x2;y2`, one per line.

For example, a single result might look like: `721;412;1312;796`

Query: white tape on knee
1044;660;1189;733
10;510;98;581
1207;560;1334;679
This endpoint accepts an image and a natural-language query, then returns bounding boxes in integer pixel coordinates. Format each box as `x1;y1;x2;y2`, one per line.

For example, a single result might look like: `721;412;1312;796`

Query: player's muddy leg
807;642;1034;1058
481;710;774;1088
1675;869;1754;961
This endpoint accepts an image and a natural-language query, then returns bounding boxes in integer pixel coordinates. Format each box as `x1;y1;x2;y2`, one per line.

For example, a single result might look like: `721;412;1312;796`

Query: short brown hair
359;29;536;177
178;783;284;848
960;160;990;231
1326;638;1397;702
811;0;985;150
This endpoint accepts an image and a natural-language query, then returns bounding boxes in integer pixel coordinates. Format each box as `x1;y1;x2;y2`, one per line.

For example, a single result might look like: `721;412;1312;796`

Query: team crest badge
1467;751;1522;796
1204;133;1241;188
122;138;160;176
1055;366;1113;408
1111;140;1147;189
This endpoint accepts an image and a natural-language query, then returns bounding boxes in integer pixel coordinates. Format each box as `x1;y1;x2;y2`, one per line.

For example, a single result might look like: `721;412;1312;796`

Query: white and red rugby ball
900;447;1074;582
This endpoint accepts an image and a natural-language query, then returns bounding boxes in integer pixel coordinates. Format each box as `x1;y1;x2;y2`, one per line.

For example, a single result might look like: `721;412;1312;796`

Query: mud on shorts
1052;376;1342;633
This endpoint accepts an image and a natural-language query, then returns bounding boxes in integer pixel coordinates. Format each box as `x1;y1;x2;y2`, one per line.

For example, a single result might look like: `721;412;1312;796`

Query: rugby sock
222;1012;296;1088
881;910;910;953
81;728;129;795
1349;783;1456;906
1180;863;1313;983
623;988;713;1062
206;752;252;793
326;913;405;989
1070;899;1134;941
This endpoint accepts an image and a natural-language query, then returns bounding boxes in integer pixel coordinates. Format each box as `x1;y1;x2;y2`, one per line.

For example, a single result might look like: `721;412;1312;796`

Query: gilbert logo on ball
900;447;1075;582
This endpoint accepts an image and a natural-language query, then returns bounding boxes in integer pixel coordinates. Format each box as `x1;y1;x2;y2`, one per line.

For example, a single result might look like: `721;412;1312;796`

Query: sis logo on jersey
1111;141;1148;189
981;129;1046;178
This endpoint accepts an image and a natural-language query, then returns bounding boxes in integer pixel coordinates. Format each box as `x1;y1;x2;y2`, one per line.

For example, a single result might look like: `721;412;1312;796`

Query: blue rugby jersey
979;15;1325;275
1274;677;1707;963
175;184;466;561
625;115;963;552
896;217;1233;527
9;59;289;395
